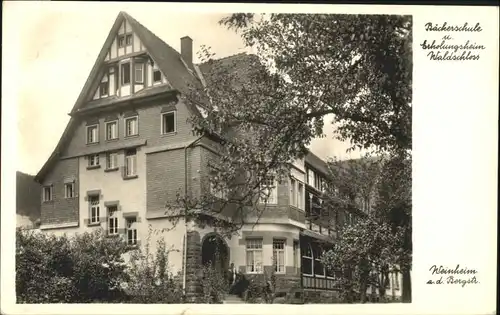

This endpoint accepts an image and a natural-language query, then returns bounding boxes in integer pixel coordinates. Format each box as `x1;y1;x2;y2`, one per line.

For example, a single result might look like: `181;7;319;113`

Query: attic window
121;63;131;85
134;63;144;84
118;35;125;48
118;34;132;48
99;75;109;97
126;34;133;46
153;69;162;83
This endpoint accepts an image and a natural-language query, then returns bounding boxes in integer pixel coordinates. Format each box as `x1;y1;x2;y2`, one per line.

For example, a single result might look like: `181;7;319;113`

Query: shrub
199;262;228;303
125;229;184;303
16;228;129;303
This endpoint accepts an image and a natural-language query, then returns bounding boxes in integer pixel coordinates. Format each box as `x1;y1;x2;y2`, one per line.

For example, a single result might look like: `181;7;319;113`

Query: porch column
185;221;202;302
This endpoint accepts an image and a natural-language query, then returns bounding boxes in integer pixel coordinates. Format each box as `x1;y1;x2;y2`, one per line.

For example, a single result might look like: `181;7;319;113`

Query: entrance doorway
201;233;229;275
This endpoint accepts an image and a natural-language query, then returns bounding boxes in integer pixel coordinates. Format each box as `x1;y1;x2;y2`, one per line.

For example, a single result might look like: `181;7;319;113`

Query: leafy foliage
199;262;228;303
16;228;129;303
125;227;184;303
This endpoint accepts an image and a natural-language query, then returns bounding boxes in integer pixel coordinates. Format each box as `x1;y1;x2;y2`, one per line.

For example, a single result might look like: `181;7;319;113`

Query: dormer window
153;69;162;83
121;63;130;85
134;63;144;84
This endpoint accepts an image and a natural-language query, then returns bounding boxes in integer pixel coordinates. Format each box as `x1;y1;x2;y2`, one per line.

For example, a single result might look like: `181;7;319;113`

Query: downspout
182;135;203;296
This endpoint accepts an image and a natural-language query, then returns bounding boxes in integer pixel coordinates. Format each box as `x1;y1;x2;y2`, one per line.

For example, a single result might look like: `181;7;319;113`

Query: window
106;152;118;170
153;69;162;83
42;186;53;202
108;206;118;235
126;34;132;46
99;80;109;97
259;176;277;204
301;243;313;275
313;244;325;276
307;169;314;186
125;116;138;137
273;239;286;273
88;154;100;167
298;183;304;209
121;63;130;85
124;149;137;177
64;182;75;198
161;112;176;134
126;217;138;245
246;239;263;273
118;35;125;48
293;241;300;271
106;121;118;140
290;178;297;207
134;63;144;83
394;271;400;290
89;195;100;224
86;125;99;144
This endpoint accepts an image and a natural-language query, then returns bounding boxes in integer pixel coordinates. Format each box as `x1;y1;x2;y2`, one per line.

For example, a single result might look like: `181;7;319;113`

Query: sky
5;2;361;176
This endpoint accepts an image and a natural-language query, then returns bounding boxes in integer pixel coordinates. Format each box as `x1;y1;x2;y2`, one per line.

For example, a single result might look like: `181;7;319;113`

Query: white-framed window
290;178;297;207
89;195;100;224
161;111;176;134
246;239;263;273
118;35;125;48
126;34;132;46
121;62;131;85
134;63;144;83
107;206;119;235
106;121;118;140
125;116;138;137
42;185;53;202
64;182;75;198
124;149;137;177
126;217;138;245
88;154;100;167
272;239;286;273
86;125;99;144
313;245;325;277
259;176;277;204
302;243;313;276
307;169;315;187
298;182;304;210
106;152;118;170
153;69;162;83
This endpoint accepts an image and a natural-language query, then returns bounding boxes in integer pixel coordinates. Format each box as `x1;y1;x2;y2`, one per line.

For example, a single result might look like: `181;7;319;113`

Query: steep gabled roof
35;12;205;183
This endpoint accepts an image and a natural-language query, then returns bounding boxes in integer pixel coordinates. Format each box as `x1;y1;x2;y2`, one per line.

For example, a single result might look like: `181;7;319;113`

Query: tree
167;13;412;300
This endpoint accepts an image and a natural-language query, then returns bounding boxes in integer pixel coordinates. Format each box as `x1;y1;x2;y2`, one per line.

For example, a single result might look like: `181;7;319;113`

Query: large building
34;12;401;301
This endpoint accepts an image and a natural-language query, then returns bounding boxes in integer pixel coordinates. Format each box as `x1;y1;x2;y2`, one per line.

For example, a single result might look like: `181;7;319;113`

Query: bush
16;228;129;303
199;262;228;303
125;229;184;303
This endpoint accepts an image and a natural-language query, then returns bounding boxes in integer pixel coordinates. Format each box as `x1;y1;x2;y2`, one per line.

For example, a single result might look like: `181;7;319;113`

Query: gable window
88;154;100;167
121;63;131;85
124;149;137;177
246;239;263;273
272;239;286;273
259;176;277;204
106;152;118;170
108;206;119;236
106;121;118;141
42;185;53;202
126;217;138;245
89;195;100;224
86;125;99;144
99;75;109;97
126;34;133;46
125;116;138;137
118;35;125;48
161;111;176;134
64;182;75;199
153;69;162;83
134;63;144;83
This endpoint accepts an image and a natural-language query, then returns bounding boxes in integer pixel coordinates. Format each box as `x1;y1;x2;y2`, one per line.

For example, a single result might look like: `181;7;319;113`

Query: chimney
180;36;193;67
